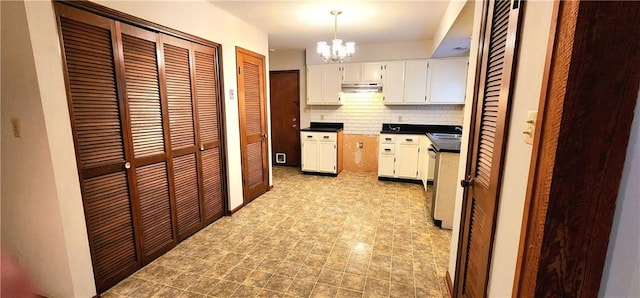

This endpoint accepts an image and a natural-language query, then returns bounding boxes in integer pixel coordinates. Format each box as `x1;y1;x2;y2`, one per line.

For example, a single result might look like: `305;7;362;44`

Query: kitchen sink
429;133;462;140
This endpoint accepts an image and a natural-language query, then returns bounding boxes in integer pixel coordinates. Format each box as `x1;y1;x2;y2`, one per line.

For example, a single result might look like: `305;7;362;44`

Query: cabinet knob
124;162;131;169
199;145;205;151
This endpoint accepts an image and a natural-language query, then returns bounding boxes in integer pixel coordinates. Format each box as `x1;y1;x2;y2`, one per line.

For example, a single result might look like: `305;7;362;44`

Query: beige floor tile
100;167;451;297
310;283;339;298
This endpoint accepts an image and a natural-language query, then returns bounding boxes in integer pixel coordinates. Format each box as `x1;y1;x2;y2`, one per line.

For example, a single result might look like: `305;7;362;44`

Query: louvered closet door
118;24;176;262
161;35;203;239
456;0;523;297
57;6;139;293
236;48;269;204
193;43;226;223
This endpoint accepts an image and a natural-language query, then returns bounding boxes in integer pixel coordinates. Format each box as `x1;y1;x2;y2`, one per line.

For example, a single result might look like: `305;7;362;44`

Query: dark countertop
427;133;462;153
379;123;462;135
300;122;344;132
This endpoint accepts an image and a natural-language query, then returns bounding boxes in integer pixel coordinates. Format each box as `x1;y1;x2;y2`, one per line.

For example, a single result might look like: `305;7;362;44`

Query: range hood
341;82;383;93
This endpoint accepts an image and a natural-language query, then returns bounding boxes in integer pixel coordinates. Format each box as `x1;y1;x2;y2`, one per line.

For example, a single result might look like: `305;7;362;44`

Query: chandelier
317;10;355;63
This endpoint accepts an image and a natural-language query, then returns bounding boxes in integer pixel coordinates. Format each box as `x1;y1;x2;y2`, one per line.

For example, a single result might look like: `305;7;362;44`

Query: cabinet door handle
384;148;391;152
385;138;392;141
307;135;313;138
323;136;330;139
406;138;413;142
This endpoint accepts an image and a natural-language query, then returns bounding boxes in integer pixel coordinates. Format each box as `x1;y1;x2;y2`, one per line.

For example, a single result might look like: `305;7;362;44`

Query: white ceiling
209;1;457;51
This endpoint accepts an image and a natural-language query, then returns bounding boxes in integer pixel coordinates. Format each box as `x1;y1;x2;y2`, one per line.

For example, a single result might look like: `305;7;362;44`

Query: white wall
2;0;269;296
599;90;640;297
93;0;270;212
1;1;94;297
431;0;467;56
486;2;554;295
269;50;310;128
447;2;556;297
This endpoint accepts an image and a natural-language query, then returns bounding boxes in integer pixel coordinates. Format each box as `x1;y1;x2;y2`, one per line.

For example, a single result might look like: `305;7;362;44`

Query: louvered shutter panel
173;153;202;235
457;0;523;296
120;25;175;261
59;13;139;293
161;35;203;239
193;45;225;222
238;50;269;203
243;59;266;187
164;43;195;149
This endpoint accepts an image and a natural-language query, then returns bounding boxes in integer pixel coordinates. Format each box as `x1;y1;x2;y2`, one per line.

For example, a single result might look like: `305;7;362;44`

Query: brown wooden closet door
161;35;203;239
118;24;176;262
193;44;226;222
455;0;523;296
236;47;269;204
56;6;139;292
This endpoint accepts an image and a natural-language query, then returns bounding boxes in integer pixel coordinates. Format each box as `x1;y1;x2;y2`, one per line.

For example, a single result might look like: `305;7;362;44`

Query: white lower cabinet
301;131;343;174
378;133;422;179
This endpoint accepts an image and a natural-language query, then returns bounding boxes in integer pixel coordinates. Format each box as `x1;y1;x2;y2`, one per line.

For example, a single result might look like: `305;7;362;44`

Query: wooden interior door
57;8;141;292
236;47;269;204
161;34;205;240
454;0;524;296
192;43;226;223
118;23;176;262
269;70;300;166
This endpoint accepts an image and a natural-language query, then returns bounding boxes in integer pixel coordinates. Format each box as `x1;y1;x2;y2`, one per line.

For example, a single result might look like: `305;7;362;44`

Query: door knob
199;145;205;151
124;162;131;169
460;177;474;188
262;134;267;139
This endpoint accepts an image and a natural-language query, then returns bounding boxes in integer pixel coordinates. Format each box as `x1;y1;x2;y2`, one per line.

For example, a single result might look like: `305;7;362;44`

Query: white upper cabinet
427;58;468;104
381;61;405;103
404;60;429;103
307;64;343;105
382;60;428;105
342;63;382;83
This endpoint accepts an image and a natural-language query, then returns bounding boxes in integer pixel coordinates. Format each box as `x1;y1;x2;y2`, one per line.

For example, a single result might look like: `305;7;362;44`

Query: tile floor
103;167;452;298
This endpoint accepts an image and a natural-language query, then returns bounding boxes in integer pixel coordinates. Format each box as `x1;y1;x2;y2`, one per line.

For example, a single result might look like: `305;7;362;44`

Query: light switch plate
229;89;235;100
11;118;21;138
524;111;537;145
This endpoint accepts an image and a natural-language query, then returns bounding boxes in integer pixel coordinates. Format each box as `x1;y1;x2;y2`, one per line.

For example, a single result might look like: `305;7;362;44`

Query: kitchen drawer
398;135;420;145
301;132;317;140
380;134;396;144
318;133;336;141
302;132;336;141
380;144;395;155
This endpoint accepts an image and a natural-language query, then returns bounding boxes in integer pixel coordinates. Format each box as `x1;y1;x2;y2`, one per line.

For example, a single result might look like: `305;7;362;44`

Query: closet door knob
199;145;205;151
124;162;131;169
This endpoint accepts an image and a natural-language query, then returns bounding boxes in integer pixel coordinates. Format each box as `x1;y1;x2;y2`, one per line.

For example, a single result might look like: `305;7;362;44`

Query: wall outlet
398;116;403;122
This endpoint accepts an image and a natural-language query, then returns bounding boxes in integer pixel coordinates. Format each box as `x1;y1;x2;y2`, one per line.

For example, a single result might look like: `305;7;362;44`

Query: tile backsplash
306;93;464;134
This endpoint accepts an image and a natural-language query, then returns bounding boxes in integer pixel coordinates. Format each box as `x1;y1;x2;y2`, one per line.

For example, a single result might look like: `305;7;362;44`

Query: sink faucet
455;127;462;132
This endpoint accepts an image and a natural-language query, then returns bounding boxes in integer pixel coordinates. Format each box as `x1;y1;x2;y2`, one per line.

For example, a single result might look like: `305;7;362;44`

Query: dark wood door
454;0;523;296
57;7;141;292
118;23;176;262
236;47;269;204
269;70;301;166
192;43;226;224
56;2;228;292
160;35;203;240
